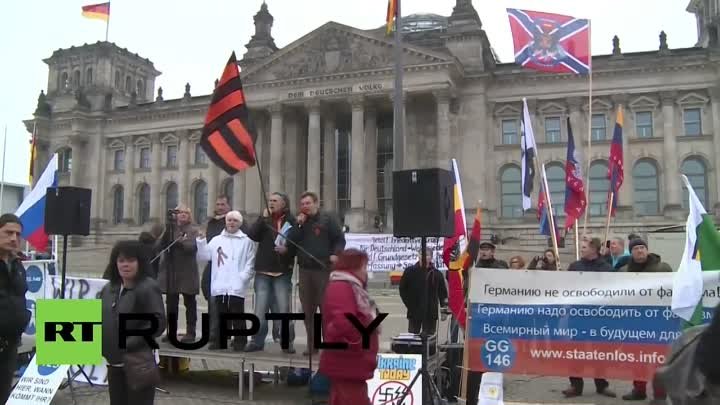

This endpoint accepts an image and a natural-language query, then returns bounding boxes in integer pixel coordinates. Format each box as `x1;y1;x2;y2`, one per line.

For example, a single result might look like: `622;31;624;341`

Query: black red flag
201;52;257;174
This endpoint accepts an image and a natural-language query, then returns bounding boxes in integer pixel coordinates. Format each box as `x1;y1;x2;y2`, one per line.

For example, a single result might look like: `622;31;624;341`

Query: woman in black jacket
101;240;166;405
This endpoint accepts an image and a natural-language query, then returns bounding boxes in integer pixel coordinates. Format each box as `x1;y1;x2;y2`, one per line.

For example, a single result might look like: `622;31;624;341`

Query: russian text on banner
467;268;720;381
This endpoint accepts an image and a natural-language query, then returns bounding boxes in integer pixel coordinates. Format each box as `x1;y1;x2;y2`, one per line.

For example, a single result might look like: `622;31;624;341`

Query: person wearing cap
619;238;671;402
563;237;616;398
196;210;257;351
475;241;509;269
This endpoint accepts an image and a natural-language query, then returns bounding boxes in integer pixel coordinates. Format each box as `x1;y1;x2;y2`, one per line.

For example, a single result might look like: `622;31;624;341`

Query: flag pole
541;164;562;270
105;1;111;42
603;192;614;252
582;20;593;235
574;219;580;260
392;0;404;171
0;126;7;210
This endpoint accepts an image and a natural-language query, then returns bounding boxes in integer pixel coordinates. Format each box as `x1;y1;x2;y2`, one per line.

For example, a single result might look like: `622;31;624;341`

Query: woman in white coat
196;210;257;351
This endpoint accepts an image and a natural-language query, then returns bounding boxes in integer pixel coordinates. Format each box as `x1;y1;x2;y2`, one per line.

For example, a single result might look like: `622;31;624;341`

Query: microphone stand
150;233;186;264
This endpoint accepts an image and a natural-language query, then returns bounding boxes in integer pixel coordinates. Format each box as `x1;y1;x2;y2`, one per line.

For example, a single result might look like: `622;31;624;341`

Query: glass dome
401;13;448;33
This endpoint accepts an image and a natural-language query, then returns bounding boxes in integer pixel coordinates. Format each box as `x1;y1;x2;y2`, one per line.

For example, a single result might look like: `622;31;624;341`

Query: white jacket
196;229;257;298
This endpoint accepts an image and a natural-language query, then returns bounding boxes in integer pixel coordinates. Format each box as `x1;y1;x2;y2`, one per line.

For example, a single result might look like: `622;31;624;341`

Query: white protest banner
44;275;110;386
367;353;422;405
345;233;446;272
22;260;52;339
6;355;69;405
467;268;720;381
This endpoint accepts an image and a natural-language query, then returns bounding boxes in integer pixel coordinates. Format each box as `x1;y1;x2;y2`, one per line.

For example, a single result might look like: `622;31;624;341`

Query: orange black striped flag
201;52;257;175
81;2;110;21
386;0;397;35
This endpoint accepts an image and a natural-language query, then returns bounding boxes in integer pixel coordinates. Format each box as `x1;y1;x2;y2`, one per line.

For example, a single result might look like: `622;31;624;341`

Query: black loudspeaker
392;168;454;237
44;187;92;236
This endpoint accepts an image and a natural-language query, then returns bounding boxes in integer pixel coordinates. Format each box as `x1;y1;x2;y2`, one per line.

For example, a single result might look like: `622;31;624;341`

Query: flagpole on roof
392;0;405;171
582;20;593;235
105;1;111;42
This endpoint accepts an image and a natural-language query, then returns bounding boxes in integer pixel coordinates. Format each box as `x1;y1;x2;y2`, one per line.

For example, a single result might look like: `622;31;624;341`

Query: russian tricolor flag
15;154;58;253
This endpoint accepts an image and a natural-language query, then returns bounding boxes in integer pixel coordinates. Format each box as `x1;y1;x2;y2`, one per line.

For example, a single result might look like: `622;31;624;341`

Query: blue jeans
252;272;295;347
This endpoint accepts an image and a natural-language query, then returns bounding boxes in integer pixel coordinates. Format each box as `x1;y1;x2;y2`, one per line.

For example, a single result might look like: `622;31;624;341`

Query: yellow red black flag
201;52;257;174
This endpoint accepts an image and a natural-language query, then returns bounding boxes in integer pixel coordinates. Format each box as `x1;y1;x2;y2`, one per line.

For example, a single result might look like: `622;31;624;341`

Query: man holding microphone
287;191;345;356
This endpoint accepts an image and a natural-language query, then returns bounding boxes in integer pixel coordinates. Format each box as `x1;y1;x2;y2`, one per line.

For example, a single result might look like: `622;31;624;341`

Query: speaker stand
56;234;95;405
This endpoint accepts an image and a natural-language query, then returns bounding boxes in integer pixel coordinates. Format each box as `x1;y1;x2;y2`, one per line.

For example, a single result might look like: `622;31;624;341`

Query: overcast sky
0;0;696;187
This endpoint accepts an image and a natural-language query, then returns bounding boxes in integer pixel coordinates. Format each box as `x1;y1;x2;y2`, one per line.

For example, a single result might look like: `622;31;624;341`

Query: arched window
61;72;69;89
165;182;178;212
682;157;709;209
545;164;565;218
222;178;234;208
136;79;145;97
125;76;132;94
137;183;151;224
500;165;522;218
58;148;72;173
73;70;81;87
193;181;208;223
85;68;93;86
633;160;660;215
589;161;610;216
112;186;124;225
114;72;121;89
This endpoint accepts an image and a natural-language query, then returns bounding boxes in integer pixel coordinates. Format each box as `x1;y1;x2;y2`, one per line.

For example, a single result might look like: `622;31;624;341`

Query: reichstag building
26;0;720;246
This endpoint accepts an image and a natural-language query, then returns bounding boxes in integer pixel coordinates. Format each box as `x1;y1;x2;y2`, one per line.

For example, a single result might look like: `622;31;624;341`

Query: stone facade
25;0;720;248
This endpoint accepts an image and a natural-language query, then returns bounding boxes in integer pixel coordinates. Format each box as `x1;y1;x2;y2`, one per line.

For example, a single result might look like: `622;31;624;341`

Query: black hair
0;213;22;230
103;240;153;284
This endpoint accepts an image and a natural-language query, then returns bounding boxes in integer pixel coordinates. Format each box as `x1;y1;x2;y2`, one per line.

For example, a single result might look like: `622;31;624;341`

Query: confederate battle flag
507;8;590;75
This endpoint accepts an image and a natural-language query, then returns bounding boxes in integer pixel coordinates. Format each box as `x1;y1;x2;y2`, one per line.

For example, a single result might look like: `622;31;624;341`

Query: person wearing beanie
619;238;671;402
563;237;616;398
196;210;257;351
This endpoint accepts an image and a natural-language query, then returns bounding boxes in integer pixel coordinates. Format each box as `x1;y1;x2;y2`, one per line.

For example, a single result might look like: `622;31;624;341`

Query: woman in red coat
319;249;381;405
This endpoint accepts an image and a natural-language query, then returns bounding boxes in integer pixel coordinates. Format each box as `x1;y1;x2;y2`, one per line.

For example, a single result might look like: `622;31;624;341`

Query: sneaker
622;390;647;401
243;342;263;353
562;387;582;398
597;388;617;398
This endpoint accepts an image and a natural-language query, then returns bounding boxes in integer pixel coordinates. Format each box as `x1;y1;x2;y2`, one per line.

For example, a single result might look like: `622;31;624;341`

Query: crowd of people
2;196;720;404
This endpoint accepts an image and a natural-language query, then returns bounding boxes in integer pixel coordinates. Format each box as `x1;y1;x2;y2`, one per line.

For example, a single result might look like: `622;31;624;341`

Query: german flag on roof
201;52;257;175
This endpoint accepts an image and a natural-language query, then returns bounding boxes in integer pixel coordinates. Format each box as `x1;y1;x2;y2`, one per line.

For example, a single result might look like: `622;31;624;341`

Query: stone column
178;131;190;206
710;87;720;210
349;96;366;230
269;104;284;194
306;100;322;195
390;91;407;170
364;105;378;214
232;172;246;212
149;134;162;222
69;136;85;187
245;116;263;214
434;89;452;166
206;155;220;219
322;113;337;211
90;133;106;226
122;136;135;223
661;92;682;210
284;113;299;201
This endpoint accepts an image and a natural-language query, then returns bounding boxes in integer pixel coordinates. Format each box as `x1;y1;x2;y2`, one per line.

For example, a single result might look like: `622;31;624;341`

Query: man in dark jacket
563;237;616;398
139;223;164;279
245;192;297;353
0;214;30;403
619;238;671;402
475;242;509;269
399;248;448;336
287;191;345;356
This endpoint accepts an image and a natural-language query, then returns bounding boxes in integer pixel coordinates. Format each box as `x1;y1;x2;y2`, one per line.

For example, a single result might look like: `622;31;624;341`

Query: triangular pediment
677;92;709;106
242;22;453;82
